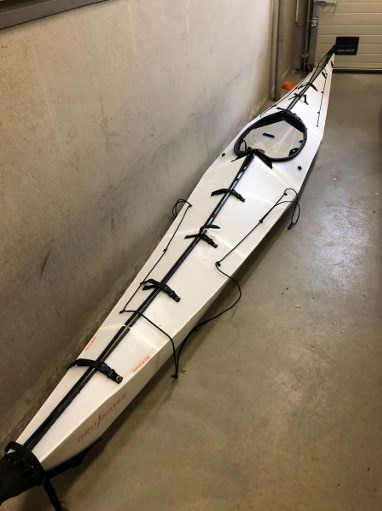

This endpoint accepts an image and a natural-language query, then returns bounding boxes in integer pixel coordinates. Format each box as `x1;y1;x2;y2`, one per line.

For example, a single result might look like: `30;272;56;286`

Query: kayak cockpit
234;110;307;161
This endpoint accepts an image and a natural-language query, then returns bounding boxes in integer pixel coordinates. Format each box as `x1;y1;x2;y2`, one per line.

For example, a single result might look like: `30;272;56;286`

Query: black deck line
316;71;328;128
23;152;255;452
286;47;335;112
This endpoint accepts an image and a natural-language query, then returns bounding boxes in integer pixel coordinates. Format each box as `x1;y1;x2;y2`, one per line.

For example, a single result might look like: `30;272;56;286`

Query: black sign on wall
335;36;360;56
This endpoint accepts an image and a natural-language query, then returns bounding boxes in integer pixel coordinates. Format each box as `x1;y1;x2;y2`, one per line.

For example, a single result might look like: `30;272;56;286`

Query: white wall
0;0;285;443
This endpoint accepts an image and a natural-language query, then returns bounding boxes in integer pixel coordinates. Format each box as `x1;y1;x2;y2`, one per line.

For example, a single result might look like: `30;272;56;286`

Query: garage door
316;0;382;70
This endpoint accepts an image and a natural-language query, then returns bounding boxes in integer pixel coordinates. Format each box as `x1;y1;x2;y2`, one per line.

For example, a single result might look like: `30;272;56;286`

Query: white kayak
0;48;335;510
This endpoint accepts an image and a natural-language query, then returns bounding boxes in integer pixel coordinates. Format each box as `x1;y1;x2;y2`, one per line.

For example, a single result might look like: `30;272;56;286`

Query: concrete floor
4;74;382;511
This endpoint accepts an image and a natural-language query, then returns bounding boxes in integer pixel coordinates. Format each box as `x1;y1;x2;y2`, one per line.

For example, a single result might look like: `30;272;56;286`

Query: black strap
290;92;308;105
185;224;220;248
141;278;181;302
185;232;218;248
298;82;318;92
253;149;273;169
211;188;245;202
5;442;62;511
68;359;123;383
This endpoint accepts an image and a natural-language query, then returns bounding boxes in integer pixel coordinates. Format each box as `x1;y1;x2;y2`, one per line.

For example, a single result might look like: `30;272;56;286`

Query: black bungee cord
120;198;192;314
121;309;179;378
172;187;301;376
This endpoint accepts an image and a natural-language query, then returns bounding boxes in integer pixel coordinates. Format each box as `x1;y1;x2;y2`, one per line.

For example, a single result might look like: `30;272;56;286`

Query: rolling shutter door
316;0;382;70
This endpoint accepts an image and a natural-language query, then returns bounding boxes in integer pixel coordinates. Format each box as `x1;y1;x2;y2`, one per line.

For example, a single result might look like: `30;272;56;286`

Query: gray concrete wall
0;0;279;443
283;0;300;74
283;0;308;75
270;0;305;99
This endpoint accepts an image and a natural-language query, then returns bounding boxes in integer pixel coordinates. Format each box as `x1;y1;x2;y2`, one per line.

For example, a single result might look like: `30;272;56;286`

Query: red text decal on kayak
77;392;127;443
132;354;151;373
